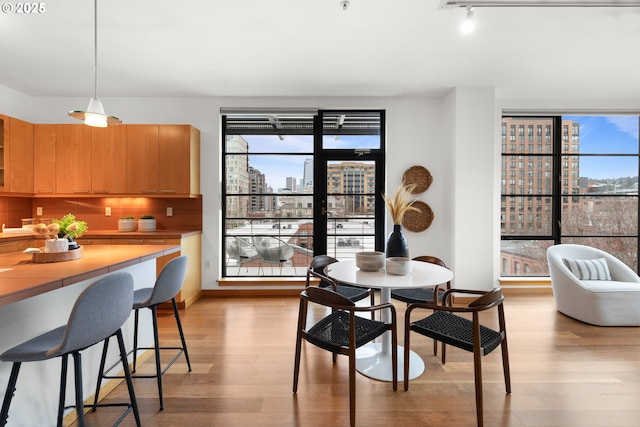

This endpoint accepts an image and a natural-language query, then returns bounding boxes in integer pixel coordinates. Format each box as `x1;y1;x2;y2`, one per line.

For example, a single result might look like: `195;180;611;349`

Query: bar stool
94;255;191;411
0;272;140;427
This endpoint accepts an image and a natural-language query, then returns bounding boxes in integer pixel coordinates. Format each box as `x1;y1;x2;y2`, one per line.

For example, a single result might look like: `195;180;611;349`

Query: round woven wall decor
402;200;434;233
402;165;432;194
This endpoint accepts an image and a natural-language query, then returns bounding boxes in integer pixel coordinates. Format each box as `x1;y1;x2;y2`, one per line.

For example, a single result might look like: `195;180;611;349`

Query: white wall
3;89;504;291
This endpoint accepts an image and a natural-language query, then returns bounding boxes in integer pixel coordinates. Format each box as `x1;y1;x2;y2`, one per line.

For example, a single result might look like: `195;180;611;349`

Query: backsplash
0;197;202;231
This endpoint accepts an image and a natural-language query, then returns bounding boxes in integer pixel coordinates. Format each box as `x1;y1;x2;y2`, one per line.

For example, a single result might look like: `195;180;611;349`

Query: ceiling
1;0;639;100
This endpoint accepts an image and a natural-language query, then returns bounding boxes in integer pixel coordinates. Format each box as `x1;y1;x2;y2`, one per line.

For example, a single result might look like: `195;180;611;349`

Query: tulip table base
356;342;425;382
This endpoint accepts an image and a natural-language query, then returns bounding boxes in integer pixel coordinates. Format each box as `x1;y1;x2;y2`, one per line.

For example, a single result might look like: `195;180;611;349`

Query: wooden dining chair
403;287;511;427
392;255;451;356
293;286;397;427
307;255;375;305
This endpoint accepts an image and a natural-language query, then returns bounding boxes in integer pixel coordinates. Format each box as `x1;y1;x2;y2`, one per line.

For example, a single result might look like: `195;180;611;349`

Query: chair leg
404;325;411;391
91;337;110;411
132;308;140;373
150;305;165;410
348;347;356;427
1;362;21;426
71;352;85;427
172;298;192;371
501;338;512;394
116;329;142;427
292;298;307;393
57;356;68;427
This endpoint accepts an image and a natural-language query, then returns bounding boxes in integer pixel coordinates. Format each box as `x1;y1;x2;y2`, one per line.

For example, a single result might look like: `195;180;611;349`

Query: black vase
386;224;409;258
58;232;79;250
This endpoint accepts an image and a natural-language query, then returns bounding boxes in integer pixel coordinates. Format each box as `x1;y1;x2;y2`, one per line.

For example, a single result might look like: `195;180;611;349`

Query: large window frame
221;109;385;278
500;115;640;277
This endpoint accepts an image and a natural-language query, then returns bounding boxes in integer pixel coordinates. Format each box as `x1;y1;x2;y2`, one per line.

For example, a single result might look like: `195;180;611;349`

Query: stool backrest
147;255;188;306
57;272;134;355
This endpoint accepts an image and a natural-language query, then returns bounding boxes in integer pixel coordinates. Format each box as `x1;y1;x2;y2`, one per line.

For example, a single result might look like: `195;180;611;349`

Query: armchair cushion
562;257;611;281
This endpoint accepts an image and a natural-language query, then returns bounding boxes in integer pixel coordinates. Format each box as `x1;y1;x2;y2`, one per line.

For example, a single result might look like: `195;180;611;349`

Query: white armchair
546;244;640;326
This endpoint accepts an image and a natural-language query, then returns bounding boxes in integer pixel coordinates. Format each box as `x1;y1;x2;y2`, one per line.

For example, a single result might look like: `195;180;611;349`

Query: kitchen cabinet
126;125;159;194
126;124;200;197
55;125;92;195
33;124;57;194
159;125;200;196
92;126;127;194
0;115;34;194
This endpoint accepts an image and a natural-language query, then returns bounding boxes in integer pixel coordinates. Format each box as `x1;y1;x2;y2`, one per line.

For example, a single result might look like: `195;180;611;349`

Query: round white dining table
325;259;454;382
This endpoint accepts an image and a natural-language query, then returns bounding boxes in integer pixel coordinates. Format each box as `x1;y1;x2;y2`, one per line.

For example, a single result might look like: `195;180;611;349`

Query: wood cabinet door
126;125;158;194
92;126;126;194
55;125;92;194
8;117;34;194
33;124;57;194
158;125;190;195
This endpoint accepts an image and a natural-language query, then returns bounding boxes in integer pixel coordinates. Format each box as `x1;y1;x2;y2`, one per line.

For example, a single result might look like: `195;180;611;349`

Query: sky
566;115;639;180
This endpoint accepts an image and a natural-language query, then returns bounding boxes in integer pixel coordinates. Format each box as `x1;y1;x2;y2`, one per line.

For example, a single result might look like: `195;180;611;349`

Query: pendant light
68;0;121;127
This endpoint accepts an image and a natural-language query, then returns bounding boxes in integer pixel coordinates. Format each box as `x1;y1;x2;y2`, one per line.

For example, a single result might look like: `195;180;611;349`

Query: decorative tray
32;247;84;264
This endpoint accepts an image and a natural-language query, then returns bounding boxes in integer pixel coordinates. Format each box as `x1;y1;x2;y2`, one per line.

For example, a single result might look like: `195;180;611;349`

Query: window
222;110;385;277
500;116;639;276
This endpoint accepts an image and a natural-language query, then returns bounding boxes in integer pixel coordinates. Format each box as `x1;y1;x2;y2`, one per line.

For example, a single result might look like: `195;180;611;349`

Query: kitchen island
0;244;179;425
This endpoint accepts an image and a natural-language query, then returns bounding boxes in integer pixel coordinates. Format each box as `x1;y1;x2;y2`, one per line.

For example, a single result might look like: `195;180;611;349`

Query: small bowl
356;251;385;272
386;257;412;275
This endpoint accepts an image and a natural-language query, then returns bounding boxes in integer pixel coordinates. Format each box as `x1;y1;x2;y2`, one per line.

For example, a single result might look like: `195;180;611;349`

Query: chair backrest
468;288;504;309
412;255;447;269
306;255;339;286
57;272;134;355
304;285;355;308
147;255;188;306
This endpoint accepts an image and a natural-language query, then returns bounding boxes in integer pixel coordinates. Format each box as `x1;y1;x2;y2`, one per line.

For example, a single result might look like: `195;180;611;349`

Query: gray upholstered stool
94;255;192;410
0;272;140;427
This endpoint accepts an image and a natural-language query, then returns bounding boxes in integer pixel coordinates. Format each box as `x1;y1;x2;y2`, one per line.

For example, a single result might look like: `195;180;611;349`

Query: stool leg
71;352;85;427
91;337;110;411
1;362;21;426
150;305;164;410
132;308;140;373
116;329;142;427
57;356;68;427
172;298;191;371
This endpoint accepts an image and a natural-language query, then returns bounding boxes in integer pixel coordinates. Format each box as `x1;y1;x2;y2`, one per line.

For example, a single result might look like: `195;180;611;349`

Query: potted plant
52;213;88;250
138;215;157;232
118;215;137;232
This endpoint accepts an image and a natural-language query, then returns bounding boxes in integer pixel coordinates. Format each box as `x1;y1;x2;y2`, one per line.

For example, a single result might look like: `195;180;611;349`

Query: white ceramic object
386;257;412;275
118;218;137;232
44;239;69;253
137;218;157;232
355;251;385;271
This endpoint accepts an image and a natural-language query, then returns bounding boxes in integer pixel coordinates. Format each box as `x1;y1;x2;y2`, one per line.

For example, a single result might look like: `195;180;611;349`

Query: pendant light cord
93;0;98;99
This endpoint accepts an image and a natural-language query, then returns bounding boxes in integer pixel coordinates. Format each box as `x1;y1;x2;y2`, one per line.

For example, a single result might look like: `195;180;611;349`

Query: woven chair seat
391;287;444;304
306;311;390;353
411;311;503;355
320;283;371;303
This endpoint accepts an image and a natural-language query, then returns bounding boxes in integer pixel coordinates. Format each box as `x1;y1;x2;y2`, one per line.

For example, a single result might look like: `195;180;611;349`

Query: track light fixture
440;0;640;8
461;6;475;33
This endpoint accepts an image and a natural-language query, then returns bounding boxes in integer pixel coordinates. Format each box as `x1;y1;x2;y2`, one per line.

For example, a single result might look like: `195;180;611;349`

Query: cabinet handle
126;240;145;244
93;190;109;194
72;190;91;193
147;239;166;244
159;189;176;193
35;189;54;193
141;190;157;193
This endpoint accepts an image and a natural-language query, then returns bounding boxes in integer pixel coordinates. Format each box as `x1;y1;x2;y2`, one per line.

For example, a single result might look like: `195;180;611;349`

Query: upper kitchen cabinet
92;126;127;194
55;125;92;195
0;115;34;194
127;124;200;197
126;125;159;194
33;124;57;194
159;125;200;196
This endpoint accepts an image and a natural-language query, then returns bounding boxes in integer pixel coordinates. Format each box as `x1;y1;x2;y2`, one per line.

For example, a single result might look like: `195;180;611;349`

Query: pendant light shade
68;0;121;127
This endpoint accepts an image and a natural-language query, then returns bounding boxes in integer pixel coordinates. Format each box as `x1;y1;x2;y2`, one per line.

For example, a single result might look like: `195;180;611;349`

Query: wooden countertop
0;229;201;243
0;245;180;307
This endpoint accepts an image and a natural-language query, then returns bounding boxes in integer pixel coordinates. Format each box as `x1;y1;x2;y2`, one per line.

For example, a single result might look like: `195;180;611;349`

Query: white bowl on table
386;257;412;275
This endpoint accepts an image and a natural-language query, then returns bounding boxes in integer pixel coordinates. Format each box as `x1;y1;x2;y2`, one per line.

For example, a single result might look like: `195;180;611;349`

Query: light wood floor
84;293;640;427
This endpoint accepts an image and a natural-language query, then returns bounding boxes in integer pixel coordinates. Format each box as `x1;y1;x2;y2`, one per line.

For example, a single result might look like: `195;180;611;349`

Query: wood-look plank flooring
81;293;640;427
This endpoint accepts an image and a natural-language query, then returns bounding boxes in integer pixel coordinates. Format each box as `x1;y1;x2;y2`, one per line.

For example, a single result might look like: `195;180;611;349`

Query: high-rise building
225;135;250;222
303;158;313;190
326;162;376;215
248;166;266;212
286;176;297;192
